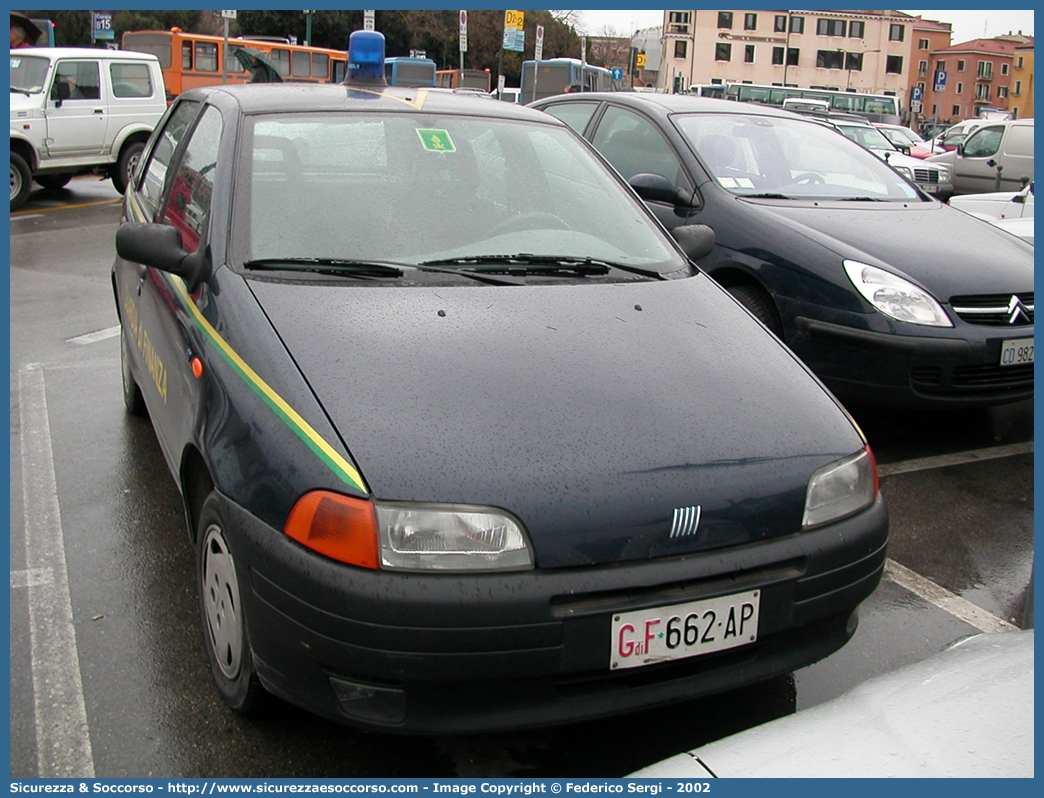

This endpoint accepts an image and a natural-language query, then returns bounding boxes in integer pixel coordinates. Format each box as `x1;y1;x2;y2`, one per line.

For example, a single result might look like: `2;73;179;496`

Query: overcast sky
577;9;1035;45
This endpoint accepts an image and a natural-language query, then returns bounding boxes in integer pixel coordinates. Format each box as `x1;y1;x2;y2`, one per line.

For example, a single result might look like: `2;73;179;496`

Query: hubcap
201;524;244;681
11;164;22;201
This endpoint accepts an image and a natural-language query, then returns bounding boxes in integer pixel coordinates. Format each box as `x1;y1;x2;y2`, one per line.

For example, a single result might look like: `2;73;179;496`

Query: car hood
247;275;863;568
10;92;44;116
736;199;1034;295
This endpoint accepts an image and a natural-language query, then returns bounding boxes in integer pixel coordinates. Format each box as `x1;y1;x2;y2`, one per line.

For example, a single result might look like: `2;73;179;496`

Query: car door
117;100;222;471
44;59;107;157
953;124;1008;193
585;104;700;231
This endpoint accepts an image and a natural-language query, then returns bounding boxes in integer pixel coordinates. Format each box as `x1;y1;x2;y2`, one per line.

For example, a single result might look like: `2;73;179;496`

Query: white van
927;118;1033;194
10;47;167;210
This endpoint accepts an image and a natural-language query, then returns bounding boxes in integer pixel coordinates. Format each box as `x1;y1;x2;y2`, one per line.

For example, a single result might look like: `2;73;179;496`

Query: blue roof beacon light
346;30;387;85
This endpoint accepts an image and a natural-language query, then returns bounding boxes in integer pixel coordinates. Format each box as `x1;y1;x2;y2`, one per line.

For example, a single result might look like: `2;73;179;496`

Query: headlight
892;165;914;181
803;446;878;529
844;260;953;327
284;492;534;572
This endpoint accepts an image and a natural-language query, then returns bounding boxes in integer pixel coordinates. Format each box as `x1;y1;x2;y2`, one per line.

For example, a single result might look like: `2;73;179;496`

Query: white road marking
885;559;1019;633
878;441;1033;477
17;365;96;777
65;325;120;346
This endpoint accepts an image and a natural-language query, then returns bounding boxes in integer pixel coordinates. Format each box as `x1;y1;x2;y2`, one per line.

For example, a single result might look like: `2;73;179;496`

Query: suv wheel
11;153;31;211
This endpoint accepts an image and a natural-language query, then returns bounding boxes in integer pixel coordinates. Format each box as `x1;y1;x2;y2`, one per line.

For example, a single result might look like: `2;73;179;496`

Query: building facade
1009;43;1034;119
922;37;1027;125
658;9;918;98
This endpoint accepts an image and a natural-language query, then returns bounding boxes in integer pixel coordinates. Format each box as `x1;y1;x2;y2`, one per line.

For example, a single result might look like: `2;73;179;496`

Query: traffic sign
934;69;947;93
220;10;237;20
611;68;624;80
911;85;923;102
92;12;114;41
535;25;544;61
459;10;468;53
364;10;375;32
505;10;524;30
636;53;647;69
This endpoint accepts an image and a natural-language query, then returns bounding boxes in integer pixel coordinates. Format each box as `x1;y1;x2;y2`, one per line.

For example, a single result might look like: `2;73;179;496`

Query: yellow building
1010;43;1034;119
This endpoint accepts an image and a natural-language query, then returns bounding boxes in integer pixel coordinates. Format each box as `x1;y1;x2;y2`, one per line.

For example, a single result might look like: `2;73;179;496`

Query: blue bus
384;56;436;87
520;58;615;104
30;17;56;46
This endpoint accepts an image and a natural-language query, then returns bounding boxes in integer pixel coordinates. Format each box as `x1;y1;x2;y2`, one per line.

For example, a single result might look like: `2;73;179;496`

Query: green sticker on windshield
416;129;456;153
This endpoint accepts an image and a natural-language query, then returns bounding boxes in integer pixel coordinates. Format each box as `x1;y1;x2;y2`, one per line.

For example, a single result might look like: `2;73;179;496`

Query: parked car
629;630;1034;778
927;118;1034;194
531;93;1033;409
827;117;952;199
872;122;933;159
10;47;166;210
949;181;1034;221
925;118;989;155
111;33;889;734
990;217;1034;245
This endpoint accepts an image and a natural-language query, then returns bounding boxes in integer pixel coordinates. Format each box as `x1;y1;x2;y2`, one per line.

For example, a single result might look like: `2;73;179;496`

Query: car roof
536;92;804;121
14;46;159;62
183;82;559;122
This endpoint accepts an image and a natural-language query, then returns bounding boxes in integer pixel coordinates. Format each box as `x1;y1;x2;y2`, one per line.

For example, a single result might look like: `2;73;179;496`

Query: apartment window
845;52;864;71
998;86;1008;98
918;60;927;77
975;83;991;102
957;59;965;71
977;61;993;79
1001;63;1009;76
886;55;903;74
1016;56;1024;69
936;60;946;71
955;82;963;94
774;15;787;33
744;44;755;63
850;21;865;38
673;39;687;59
715;42;732;61
952;104;961;116
787;48;800;66
1014;80;1022;96
817;19;846;37
918;38;929;50
744;13;757;31
668;12;690;25
772;46;784;65
817;50;844;69
790;16;804;34
889;24;905;42
717;11;733;29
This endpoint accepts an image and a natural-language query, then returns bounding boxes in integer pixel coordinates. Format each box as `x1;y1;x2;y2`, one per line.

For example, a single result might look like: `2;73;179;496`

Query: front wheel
728;284;784;339
11;153;31;211
196;493;267;714
112;141;145;195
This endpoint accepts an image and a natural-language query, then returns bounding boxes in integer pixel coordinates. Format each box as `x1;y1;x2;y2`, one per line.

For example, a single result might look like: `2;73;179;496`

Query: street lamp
840;48;881;90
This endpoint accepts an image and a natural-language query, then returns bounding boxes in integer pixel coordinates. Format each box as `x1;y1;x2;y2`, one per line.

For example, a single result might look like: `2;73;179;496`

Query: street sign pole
220;11;237;84
533;25;544;101
459;10;467;71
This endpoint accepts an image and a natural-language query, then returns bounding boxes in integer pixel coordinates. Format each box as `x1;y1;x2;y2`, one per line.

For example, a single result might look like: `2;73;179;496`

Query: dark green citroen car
112;32;887;733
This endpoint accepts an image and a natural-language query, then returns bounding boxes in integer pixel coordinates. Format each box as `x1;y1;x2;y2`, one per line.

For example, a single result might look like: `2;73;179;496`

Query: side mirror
629;173;696;208
116;222;210;289
670;224;715;262
955;143;965;157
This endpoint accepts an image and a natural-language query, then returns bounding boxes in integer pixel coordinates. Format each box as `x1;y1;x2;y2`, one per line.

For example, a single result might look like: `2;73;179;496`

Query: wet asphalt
9;177;1034;777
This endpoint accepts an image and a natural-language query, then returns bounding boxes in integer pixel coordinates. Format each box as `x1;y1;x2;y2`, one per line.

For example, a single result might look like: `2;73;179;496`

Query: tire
36;173;73;191
120;328;147;416
728;283;784;339
112;141;145;195
11;152;31;211
196;493;267;714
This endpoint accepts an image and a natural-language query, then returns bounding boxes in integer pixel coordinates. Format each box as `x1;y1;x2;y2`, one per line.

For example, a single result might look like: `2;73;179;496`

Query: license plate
921;184;938;194
1000;338;1033;366
610;589;760;670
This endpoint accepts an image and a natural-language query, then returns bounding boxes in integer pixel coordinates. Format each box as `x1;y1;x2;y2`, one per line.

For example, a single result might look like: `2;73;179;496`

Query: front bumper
219;493;888;733
789;314;1033;409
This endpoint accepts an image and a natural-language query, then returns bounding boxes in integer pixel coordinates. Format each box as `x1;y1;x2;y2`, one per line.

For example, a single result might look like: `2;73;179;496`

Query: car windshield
10;54;50;93
236;111;686;275
835;123;897;152
672;113;921;201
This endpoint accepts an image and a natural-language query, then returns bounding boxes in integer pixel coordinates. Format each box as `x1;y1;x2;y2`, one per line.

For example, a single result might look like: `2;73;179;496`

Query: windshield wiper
836;196;890;202
244;257;404;278
421;254;664;280
742;192;795;200
11;87;31;96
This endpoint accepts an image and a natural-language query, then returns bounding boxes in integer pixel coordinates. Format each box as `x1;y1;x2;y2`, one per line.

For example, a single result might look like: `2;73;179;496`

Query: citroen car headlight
285;491;534;571
803;446;878;529
844;260;953;327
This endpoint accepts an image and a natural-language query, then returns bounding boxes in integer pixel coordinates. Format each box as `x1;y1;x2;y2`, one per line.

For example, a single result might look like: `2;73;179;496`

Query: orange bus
435;68;491;92
121;29;348;101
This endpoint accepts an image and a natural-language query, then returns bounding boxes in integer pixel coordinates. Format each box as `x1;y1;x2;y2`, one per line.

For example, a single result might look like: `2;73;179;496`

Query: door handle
93;108;104;114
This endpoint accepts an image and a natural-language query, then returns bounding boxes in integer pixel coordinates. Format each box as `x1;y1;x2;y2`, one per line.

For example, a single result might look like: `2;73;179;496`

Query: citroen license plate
610;590;760;670
1000;338;1033;366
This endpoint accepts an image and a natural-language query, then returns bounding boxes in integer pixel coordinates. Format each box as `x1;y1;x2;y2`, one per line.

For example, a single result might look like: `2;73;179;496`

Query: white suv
10;47;167;210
